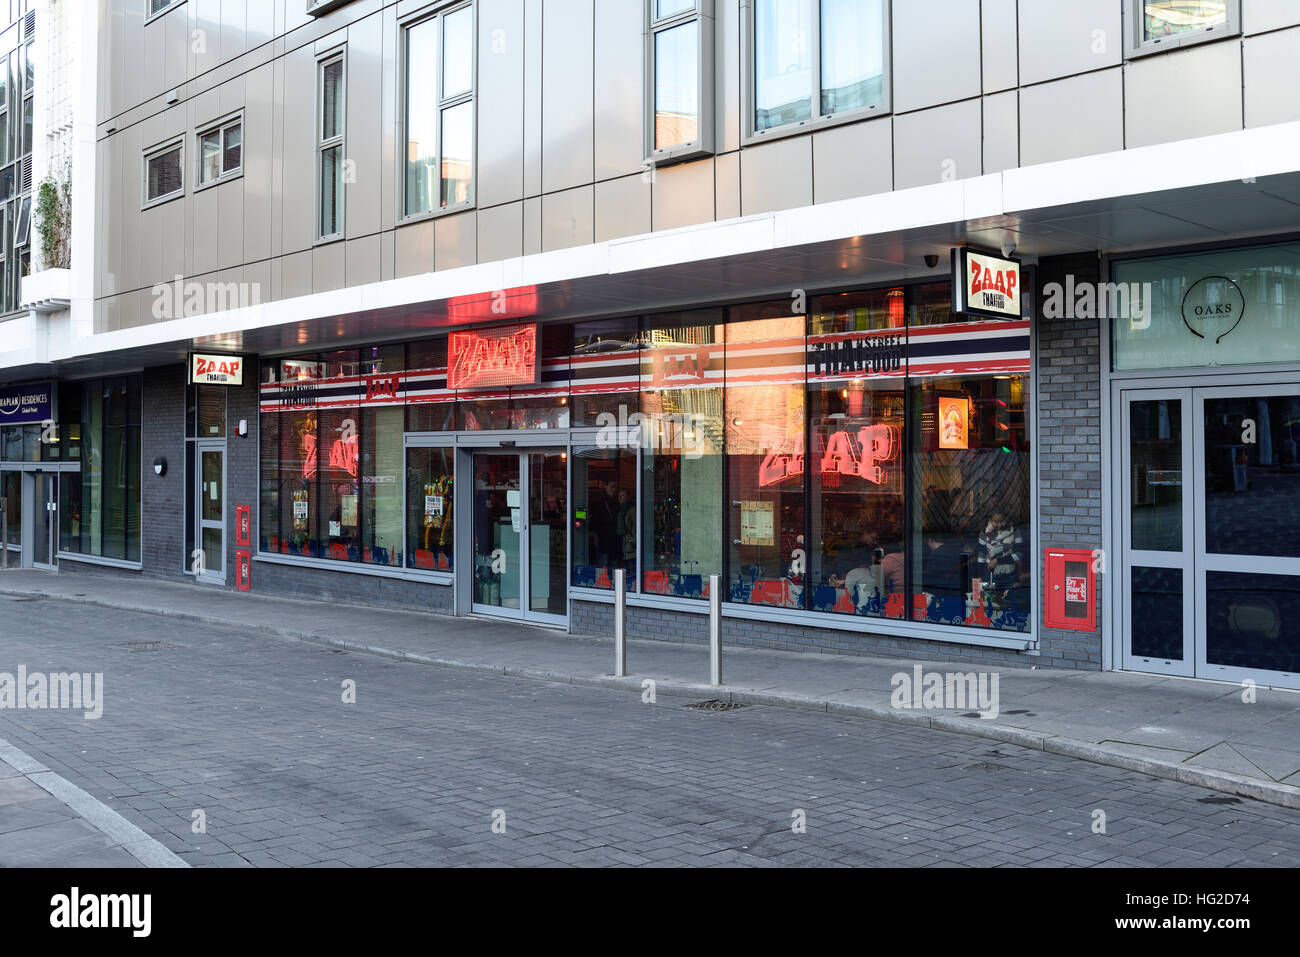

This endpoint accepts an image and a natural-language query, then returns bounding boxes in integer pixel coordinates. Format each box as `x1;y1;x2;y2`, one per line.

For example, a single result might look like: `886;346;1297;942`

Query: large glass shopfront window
58;376;141;563
407;446;454;572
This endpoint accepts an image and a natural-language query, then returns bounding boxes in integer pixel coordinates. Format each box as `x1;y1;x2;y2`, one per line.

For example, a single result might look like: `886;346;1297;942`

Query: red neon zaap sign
447;323;538;390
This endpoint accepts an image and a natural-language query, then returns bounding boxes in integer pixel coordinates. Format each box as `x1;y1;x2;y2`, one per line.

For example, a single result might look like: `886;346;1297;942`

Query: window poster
740;500;775;547
341;494;358;527
937;396;969;450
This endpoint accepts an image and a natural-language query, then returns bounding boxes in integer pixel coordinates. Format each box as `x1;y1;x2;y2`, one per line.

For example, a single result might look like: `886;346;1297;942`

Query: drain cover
684;699;749;712
122;641;187;652
964;761;1009;772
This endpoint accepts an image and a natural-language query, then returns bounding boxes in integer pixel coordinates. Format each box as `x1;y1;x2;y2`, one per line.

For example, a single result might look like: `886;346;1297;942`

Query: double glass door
471;450;567;624
1121;385;1300;688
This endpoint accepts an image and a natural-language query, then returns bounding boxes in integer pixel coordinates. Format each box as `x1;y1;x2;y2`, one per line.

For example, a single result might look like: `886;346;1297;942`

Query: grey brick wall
141;364;187;581
251;560;454;613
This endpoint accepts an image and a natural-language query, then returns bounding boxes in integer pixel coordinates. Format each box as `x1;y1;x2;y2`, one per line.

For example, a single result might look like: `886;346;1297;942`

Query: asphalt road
1;595;1297;867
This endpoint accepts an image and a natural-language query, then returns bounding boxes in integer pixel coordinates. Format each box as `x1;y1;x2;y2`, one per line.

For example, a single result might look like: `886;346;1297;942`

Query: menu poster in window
425;494;443;518
341;494;358;527
740;501;775;547
292;491;309;523
922;392;970;451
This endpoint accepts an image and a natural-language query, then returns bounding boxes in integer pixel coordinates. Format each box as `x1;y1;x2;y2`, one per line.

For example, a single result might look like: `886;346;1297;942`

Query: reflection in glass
656;0;694;17
361;407;404;567
407;447;454;572
1143;0;1227;42
1;469;18;547
529;452;568;616
1130;399;1182;551
442;6;474;97
440;101;473;208
473;454;520;608
1204;395;1300;558
200;129;221;182
820;0;884;115
754;0;812;131
404;18;439;216
655;21;699;149
572;447;637;590
1130;566;1184;661
1206;571;1299;673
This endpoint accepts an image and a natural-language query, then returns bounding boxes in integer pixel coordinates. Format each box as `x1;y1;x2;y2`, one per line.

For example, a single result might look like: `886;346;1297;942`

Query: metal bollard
709;573;722;686
613;568;627;677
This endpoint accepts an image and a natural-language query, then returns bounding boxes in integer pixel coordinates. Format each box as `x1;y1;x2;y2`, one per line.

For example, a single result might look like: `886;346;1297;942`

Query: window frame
194;112;244;191
740;0;892;147
141;135;185;210
643;0;716;167
1124;0;1240;59
316;46;347;243
144;0;186;25
398;0;477;224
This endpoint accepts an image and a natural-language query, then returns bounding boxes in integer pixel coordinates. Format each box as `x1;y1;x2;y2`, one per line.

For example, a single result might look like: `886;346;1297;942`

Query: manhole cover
1197;795;1242;805
684;699;749;712
964;762;1010;772
121;641;187;652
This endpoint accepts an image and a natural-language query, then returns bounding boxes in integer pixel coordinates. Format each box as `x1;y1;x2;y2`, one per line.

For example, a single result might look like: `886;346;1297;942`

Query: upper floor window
318;51;345;239
143;139;183;207
147;0;184;18
746;0;889;141
645;0;714;164
403;2;474;218
197;116;242;186
1125;0;1239;58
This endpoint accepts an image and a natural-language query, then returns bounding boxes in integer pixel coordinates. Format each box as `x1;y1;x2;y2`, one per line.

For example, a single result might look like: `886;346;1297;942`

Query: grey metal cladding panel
379;3;398;233
218;178;246;272
220;0;248;64
279;45;318;255
477;201;524;262
523;195;542;254
143;15;167;102
541;184;594;252
122;0;145;112
1244;28;1300;127
165;3;189;91
1244;0;1300;34
435;210;478;270
652;156;714;230
193;0;221;79
191;187;220;278
718;0;741;154
524;0;543;197
313;241;346;293
281;249;313;297
346;234;381;286
541;0;594;194
119;125;142;293
981;91;1017;174
715;150;739;220
243;62;275;264
246;0;276;49
740;136;811;216
103;135;121;297
1124;40;1243;149
393;220;434;277
812;117;890;204
346;13;384;238
892;98;981;189
161;194;187;287
892;0;981;113
478;0;526;209
1020;68;1122;166
1018;0;1121;87
981;0;1018;93
594;0;643;181
595;173;651;242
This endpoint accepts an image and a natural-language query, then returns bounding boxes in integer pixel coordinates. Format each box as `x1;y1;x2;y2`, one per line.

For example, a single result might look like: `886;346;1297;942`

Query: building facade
1;0;1299;689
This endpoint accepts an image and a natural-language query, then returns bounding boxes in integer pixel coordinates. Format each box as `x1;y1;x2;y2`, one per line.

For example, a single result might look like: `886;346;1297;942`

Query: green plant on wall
36;165;72;270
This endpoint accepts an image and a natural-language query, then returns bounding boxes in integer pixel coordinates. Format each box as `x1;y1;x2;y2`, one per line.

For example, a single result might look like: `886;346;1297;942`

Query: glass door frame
454;434;571;628
1192;382;1300;689
1119;387;1195;676
30;469;58;571
194;439;226;585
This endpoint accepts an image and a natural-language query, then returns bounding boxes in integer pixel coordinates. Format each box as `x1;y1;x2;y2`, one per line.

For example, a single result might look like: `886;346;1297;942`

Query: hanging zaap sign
189;353;245;386
446;323;538;390
0;381;53;426
952;247;1021;320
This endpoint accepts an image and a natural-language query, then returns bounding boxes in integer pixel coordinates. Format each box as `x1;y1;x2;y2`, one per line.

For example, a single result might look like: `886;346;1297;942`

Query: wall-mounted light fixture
153;456;167;477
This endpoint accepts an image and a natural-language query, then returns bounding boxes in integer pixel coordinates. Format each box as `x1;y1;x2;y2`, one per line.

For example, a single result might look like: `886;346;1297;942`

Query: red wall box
236;549;252;592
1043;547;1096;631
235;504;251;549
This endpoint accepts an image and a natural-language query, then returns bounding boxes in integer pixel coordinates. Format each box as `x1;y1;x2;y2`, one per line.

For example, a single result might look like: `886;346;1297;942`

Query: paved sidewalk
1;569;1298;810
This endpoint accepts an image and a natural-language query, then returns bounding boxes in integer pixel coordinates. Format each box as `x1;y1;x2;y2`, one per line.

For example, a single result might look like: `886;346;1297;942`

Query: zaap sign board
189;353;245;386
446;323;538;390
953;248;1021;320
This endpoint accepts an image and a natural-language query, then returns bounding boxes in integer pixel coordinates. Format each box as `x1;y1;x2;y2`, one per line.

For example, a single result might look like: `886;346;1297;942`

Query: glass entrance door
1121;384;1300;688
33;471;56;569
470;450;568;624
1;470;19;565
196;443;224;581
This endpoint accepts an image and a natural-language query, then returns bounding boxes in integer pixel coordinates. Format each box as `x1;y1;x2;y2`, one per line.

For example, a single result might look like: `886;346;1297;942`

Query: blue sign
0;381;53;426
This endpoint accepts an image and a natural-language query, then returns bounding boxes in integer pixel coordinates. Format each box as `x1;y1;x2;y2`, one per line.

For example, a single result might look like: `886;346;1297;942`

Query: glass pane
442;6;473;98
404;18;439;216
200;131;221;183
1206;571;1300;673
911;375;1032;632
1131;566;1184;660
407;446;454;572
440;101;472;208
1205;394;1300;557
1130;398;1182;551
473;454;521;608
360;407;403;567
570;316;640;427
529;452;568;615
34;473;51;565
197;386;225;437
260;412;279;552
654;21;699;149
571;446;636;590
222;123;242;173
808;381;905;619
656;0;694;18
321;58;343;141
280;409;319;559
319;407;359;562
2;470;18;547
148;147;182;199
755;0;812;132
820;0;884;115
202;527;222;575
201;450;223;523
320;143;341;236
1143;0;1227;42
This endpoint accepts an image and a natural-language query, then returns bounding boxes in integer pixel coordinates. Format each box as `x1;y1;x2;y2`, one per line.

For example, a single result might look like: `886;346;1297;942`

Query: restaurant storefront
255;273;1037;650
